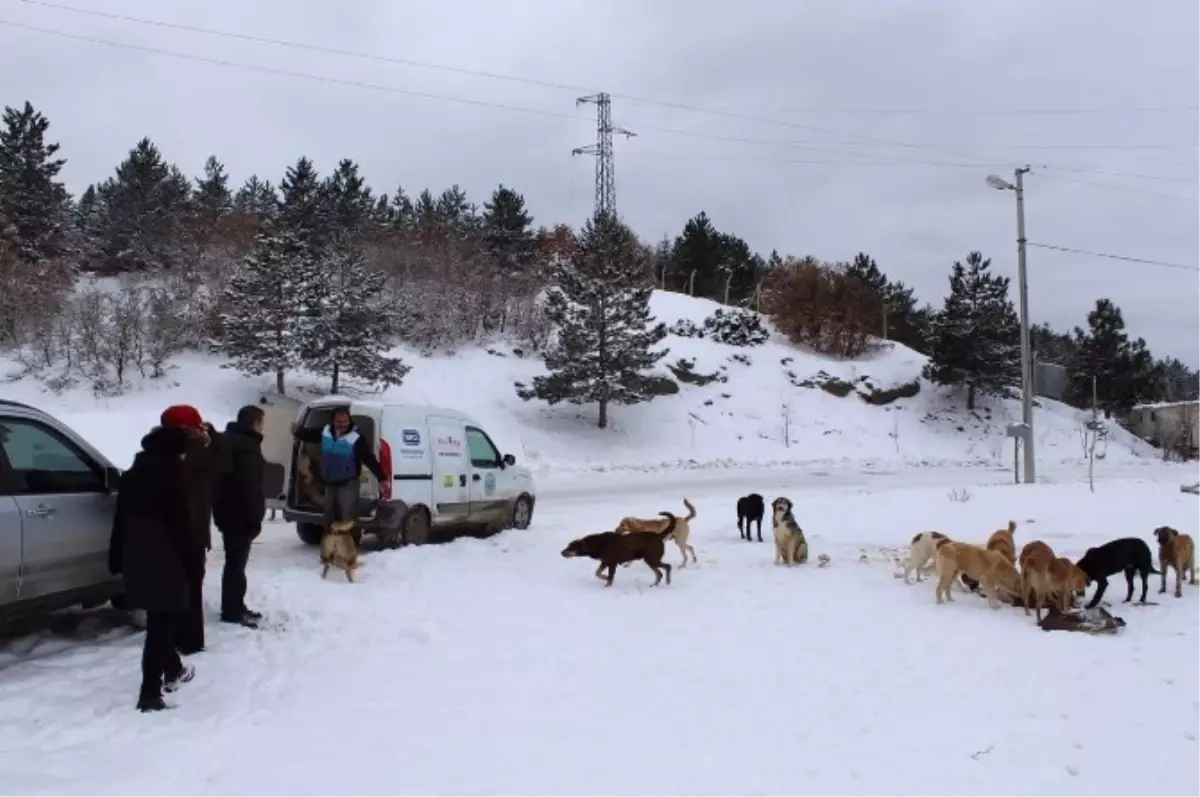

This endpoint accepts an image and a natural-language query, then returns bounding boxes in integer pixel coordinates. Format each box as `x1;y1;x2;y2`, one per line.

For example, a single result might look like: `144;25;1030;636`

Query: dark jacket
107;427;192;613
180;425;227;554
212;421;266;537
295;422;384;485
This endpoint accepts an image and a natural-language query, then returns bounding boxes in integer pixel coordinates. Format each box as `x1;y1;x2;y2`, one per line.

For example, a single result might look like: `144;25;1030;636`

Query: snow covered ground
0;290;1160;475
1;465;1196;796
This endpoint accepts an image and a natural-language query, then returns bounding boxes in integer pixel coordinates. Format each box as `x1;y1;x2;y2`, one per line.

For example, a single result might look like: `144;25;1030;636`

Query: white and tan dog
321;520;361;582
772;497;808;566
616;499;698;567
903;531;949;584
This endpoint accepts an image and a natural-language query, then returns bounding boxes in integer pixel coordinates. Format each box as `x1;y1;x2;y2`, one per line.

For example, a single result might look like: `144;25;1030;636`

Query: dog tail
656;512;678;537
682;498;696;521
1007;519;1017;534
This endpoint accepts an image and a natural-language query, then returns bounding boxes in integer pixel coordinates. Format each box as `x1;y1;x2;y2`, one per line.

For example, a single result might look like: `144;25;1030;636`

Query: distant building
1033;362;1067;402
1126;400;1199;458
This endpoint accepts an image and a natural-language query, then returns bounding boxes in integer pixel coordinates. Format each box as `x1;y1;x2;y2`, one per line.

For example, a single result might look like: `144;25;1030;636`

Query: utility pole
572;93;635;220
986;166;1035;484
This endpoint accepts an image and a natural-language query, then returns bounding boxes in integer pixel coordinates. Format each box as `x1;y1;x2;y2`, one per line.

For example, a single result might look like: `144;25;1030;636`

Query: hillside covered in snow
0;290;1156;473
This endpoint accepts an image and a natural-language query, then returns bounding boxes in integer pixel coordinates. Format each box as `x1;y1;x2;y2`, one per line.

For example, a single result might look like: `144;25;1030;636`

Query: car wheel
509;495;533;530
403;507;431;545
296;522;324;546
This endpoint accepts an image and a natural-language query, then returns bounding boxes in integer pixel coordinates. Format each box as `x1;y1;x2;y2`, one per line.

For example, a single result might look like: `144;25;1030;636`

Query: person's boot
164;663;196;693
241;607;263;621
220;611;259;628
136;687;169;712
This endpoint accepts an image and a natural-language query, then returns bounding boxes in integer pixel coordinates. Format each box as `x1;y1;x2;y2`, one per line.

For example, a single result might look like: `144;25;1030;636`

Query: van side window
465;427;501;468
0;418;105;495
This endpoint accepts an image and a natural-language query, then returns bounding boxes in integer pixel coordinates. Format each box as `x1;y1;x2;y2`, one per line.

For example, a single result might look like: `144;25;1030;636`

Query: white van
281;397;536;547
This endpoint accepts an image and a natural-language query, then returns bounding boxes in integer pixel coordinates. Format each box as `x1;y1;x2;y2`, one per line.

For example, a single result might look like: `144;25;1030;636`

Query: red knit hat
161;404;204;430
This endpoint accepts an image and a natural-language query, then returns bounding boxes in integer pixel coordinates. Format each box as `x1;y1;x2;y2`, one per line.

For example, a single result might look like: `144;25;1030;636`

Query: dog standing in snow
1154;526;1196;598
903;531;948;584
736;493;765;542
616;499;698;567
321;520;360;582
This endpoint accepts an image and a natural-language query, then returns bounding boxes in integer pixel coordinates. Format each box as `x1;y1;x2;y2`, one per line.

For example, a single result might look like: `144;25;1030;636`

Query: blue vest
321;426;360;484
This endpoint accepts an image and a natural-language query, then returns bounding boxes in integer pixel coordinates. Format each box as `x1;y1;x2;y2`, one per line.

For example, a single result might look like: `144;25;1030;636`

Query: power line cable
0;19;994;170
1027;242;1199;272
18;0;1200;121
2;17;1196;200
1032;171;1199;203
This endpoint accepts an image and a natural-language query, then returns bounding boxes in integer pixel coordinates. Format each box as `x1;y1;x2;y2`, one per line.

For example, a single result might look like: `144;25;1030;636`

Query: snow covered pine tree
516;212;668;429
220;228;319;395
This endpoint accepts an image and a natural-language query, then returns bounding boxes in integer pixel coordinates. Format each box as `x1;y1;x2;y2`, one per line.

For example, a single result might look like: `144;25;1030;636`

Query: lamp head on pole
986;174;1014;191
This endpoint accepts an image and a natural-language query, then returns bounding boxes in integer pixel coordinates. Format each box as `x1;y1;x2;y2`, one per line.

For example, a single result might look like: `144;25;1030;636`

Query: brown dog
1154;526;1197;598
1019;542;1085;621
321;520;360;582
1018;539;1055;616
935;541;1022;609
562;515;676;587
986;520;1018;565
616;499;697;567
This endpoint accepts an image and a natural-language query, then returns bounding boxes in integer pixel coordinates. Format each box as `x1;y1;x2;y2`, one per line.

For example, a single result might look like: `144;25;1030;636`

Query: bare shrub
948;487;972;503
761;256;880;357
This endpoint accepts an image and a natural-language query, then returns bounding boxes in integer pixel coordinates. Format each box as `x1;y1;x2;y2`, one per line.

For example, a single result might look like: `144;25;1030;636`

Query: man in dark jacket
291;406;384;535
108;426;197;712
160;404;227;655
212;405;266;628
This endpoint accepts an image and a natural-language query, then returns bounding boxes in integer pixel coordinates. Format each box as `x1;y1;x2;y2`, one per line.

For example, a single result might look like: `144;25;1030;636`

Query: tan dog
321;520;360;582
1019;541;1084;621
903;531;948;584
986;520;1018;565
771;497;808;566
616;499;697;567
935;541;1021;609
1154;526;1197;598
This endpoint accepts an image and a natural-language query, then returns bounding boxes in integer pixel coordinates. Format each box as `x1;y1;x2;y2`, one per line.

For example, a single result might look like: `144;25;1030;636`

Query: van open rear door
256;393;304;510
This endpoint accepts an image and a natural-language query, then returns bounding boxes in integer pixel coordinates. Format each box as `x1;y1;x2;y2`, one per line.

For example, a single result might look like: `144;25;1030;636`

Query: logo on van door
402;428;421;446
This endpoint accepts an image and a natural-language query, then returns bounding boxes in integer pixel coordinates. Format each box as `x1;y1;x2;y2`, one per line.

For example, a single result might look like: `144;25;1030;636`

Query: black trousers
177;557;206;653
220;532;253;617
141;611;184;700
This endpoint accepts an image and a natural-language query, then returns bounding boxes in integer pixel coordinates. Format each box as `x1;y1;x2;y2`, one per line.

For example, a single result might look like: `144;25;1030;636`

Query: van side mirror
104;466;121;492
502;453;516;467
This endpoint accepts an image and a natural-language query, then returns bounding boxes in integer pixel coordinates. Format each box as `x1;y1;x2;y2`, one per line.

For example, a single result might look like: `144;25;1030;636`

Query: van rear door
426;416;470;522
256;394;303;508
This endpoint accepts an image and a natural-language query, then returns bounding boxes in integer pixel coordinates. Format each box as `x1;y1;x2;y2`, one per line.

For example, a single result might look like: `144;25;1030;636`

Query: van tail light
378;438;393;500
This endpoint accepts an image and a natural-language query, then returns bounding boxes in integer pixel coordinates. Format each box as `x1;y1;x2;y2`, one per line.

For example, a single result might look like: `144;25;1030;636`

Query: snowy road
0;467;1197;795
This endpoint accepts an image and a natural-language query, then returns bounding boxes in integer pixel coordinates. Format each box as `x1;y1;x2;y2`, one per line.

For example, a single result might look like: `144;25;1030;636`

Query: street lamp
986;166;1035;485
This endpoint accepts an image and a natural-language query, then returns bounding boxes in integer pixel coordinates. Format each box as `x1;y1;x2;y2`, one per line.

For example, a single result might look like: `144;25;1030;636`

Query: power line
2;17;1196;198
0;18;993;169
1033;171;1199;203
1038;164;1198;184
1027;242;1199;272
16;0;1200;121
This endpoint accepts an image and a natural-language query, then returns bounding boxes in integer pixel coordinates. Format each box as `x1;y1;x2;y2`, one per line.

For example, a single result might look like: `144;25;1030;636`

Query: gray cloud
2;0;1196;364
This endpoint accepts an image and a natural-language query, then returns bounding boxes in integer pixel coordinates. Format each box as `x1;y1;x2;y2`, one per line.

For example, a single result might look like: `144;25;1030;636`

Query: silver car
0;399;123;619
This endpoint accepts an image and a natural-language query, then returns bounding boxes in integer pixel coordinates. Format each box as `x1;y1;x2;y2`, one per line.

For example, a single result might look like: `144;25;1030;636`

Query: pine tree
390;186;415;233
220;227;319;394
233;175;279;220
297;237;408;393
93;138;191;273
516;211;668;429
1068;299;1158;414
845;252;924;352
324;158;375;238
278;157;330;258
671;212;723;298
0;101;70;263
434;184;478;238
481;184;534;276
922;251;1021;409
190;155;232;246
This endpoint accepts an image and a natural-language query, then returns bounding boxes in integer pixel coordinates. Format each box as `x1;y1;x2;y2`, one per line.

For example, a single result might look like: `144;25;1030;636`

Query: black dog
736;493;765;542
1076;537;1159;609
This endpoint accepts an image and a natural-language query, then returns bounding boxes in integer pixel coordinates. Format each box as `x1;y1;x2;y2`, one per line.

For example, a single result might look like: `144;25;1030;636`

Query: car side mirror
502;453;516;467
104;466;121;492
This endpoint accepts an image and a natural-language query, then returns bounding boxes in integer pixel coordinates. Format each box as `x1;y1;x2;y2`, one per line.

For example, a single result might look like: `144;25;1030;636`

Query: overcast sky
2;0;1197;365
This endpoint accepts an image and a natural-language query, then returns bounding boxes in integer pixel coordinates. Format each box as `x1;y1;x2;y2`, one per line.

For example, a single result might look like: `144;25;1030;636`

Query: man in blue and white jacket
292;407;385;534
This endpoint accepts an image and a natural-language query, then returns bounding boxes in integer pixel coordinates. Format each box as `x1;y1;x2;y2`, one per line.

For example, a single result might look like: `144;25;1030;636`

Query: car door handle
472;474;481;482
458;474;466;487
26;504;56;518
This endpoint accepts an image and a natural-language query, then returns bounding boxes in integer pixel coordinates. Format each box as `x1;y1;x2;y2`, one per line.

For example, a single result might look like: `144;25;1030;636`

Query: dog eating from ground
736;493;765;542
321;520;360;582
771;497;808;566
1076;537;1159;609
561;515;676;587
616;499;698;566
1154;526;1197;598
934;541;1021;609
903;531;948;584
986;520;1018;564
1018;541;1085;621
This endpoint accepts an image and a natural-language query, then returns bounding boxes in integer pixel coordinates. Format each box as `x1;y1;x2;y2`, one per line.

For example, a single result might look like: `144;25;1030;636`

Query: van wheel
296;523;324;546
403;507;431;545
509;495;533;530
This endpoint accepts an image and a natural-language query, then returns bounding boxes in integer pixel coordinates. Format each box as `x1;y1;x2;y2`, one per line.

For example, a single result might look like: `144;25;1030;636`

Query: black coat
108;427;192;613
212;421;266;537
181;425;228;554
